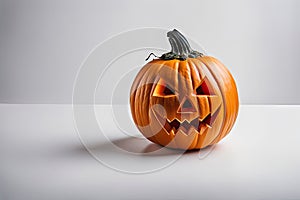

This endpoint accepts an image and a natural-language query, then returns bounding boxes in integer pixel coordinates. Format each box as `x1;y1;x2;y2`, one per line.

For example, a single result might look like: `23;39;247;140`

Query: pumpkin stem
160;29;203;60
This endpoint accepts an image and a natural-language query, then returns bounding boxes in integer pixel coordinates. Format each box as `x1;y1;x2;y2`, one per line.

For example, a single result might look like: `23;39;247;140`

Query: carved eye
153;79;176;97
161;85;175;95
195;77;215;95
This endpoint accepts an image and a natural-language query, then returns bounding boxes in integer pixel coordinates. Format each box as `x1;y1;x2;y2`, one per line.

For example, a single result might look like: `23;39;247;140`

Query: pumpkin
130;29;239;150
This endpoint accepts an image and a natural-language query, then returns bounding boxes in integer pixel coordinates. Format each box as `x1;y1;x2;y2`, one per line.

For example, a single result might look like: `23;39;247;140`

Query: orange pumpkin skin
130;30;239;150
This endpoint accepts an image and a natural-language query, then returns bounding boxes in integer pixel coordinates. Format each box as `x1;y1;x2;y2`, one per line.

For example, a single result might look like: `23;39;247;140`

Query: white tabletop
0;104;299;200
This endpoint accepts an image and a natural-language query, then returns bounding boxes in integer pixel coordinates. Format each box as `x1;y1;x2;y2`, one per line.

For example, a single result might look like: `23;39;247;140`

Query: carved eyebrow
152;78;177;96
195;77;215;95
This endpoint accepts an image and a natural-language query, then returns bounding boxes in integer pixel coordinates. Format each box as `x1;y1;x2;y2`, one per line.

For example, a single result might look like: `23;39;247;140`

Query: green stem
160;29;203;60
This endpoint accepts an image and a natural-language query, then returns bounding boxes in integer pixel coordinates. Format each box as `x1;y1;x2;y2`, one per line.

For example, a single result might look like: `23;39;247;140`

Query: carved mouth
154;107;221;135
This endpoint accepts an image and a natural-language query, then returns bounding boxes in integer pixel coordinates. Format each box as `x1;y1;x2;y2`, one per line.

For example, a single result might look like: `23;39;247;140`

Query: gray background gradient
1;1;300;200
0;0;299;104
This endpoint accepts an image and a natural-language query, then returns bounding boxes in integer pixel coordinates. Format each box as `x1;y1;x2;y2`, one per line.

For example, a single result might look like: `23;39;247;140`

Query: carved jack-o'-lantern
130;29;239;150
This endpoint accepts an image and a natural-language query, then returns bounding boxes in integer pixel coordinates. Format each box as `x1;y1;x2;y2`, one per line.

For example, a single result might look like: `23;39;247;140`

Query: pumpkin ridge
200;57;238;144
188;59;201;93
198;58;227;144
185;59;195;94
209;57;239;142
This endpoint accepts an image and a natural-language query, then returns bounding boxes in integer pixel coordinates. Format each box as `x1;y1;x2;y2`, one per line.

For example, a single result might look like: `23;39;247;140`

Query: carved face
148;60;224;149
151;72;221;135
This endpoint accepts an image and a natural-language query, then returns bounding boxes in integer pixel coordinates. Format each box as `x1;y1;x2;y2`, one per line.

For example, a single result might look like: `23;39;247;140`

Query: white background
0;0;299;104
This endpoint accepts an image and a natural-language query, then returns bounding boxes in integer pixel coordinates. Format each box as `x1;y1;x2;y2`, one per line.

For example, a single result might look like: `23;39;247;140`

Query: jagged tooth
178;126;187;135
176;117;187;124
182;118;189;123
168;117;178;123
190;118;200;129
190;117;198;124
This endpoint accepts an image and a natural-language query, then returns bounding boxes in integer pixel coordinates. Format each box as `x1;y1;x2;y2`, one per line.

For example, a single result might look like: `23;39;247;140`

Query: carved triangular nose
177;98;196;113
